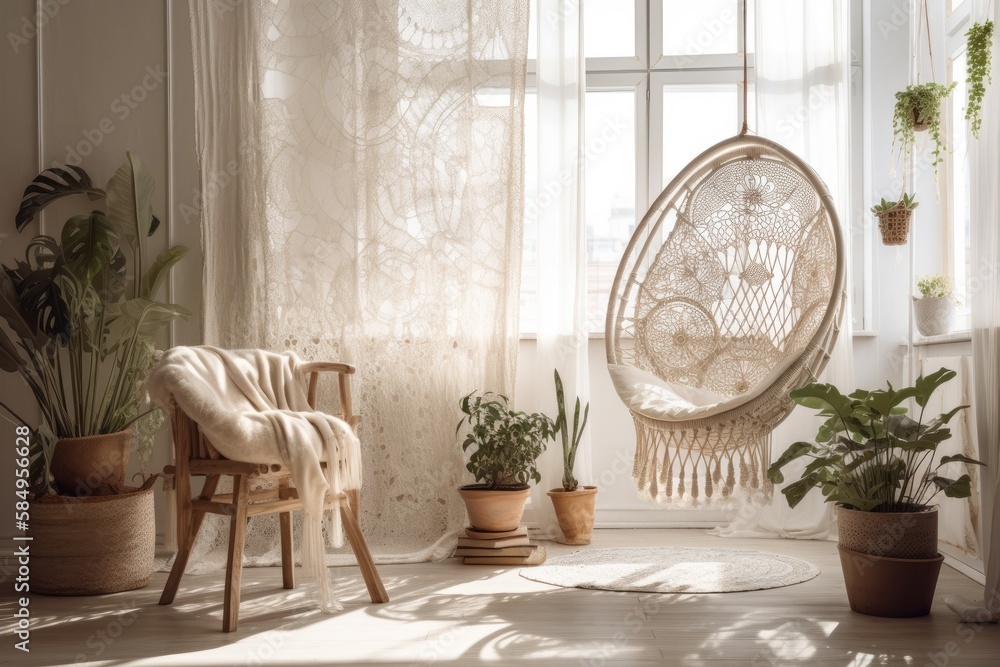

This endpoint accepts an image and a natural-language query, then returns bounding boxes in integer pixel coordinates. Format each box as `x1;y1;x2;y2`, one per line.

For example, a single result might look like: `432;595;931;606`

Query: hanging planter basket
876;205;913;246
911;106;929;132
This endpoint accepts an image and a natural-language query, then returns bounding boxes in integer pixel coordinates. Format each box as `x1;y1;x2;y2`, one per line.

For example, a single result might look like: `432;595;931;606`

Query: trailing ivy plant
456;391;555;489
966;20;994;139
916;274;951;299
892;82;956;170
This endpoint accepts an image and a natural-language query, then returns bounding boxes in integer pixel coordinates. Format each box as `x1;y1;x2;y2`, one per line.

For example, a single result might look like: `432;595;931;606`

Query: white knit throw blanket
148;346;362;613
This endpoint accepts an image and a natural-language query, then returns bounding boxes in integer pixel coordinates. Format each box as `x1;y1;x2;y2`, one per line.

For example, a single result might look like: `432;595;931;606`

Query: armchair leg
223;474;249;632
279;477;295;589
340;495;389;604
160;474;221;606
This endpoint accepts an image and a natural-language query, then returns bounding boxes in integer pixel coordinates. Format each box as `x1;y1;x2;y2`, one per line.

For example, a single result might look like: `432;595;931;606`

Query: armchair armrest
300;361;359;428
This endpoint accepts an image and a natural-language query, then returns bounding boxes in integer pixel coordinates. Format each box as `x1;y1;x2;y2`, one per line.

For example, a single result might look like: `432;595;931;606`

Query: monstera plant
0;152;189;497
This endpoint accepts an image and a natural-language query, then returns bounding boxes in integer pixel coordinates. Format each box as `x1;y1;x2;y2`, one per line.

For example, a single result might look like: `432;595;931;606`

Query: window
521;1;755;333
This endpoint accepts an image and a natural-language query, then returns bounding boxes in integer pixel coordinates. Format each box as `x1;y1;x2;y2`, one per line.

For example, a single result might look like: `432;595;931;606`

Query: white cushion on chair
608;364;737;421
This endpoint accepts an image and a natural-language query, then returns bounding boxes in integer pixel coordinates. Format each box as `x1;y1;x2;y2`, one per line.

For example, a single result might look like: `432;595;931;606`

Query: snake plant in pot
0;152;188;594
456;391;555;532
547;369;597;544
768;368;982;617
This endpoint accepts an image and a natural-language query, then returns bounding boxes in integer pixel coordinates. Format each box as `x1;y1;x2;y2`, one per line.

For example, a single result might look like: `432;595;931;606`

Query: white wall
0;0;200;543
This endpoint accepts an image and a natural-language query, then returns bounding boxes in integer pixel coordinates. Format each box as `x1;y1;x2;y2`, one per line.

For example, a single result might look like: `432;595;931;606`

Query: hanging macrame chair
605;132;846;507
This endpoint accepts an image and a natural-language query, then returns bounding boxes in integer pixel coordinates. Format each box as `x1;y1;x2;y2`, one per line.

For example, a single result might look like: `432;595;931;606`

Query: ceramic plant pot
50;430;132;496
913;296;955;337
547;486;598;545
836;505;941;617
457;485;531;532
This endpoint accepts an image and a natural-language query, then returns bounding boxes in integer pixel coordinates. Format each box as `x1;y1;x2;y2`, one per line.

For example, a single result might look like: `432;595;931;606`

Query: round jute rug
519;547;819;593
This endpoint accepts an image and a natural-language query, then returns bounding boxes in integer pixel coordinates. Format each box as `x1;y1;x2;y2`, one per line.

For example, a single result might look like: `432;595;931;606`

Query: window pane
951;50;971;331
662;0;742;57
584;0;636;58
586;90;637;331
662;85;739;186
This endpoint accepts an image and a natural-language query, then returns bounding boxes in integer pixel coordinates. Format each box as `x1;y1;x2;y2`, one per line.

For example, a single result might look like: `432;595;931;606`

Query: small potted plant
892;82;956;172
965;20;994;139
913;274;956;337
456;391;556;532
0;152;189;594
768;368;982;617
871;192;918;246
547;369;597;545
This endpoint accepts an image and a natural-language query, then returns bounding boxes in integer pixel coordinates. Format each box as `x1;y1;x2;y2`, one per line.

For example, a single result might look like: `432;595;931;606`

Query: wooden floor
3;529;998;666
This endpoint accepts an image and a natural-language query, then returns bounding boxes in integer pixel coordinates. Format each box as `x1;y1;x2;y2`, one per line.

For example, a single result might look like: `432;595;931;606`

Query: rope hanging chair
605;132;846;508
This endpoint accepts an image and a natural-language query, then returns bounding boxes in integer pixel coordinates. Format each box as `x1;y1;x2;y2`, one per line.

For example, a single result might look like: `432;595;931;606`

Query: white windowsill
913;331;972;346
852;330;878;337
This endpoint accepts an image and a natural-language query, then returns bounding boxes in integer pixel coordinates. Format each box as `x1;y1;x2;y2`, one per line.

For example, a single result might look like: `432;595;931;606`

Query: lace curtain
713;0;854;540
185;0;529;567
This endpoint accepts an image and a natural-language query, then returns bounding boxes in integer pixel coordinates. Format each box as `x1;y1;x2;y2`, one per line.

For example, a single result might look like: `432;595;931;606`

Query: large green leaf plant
0;152;189;495
768;368;983;513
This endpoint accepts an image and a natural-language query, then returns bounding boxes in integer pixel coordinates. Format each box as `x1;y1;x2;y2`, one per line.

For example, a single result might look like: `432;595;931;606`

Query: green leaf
140;245;188;299
15;165;104;232
60;212;120;283
767;441;814;483
938;454;985;467
106;151;156;255
931;474;973;499
122;298;191;335
914;367;957;407
790;383;854;419
781;477;818;509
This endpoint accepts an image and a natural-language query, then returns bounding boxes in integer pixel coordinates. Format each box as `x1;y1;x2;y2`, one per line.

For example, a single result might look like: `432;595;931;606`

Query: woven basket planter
29;485;155;595
836;505;941;617
876;205;913;246
913;296;955;337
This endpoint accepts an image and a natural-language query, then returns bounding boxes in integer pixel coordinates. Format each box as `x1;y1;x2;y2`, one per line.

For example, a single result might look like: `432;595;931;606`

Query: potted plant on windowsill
768;368;982;617
456;391;555;532
913;274;956;338
0;152;189;594
871;192;918;246
892;82;956;173
547;369;597;545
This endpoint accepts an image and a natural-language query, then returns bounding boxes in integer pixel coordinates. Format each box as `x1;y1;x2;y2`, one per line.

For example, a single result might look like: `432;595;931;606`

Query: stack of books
456;525;546;565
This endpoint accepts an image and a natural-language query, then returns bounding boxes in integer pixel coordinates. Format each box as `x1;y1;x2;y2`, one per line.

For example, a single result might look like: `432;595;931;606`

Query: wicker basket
876;205;913;246
29;485;155;595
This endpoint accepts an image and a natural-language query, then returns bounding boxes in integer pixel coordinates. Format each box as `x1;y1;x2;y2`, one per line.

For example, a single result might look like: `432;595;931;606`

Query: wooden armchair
158;361;388;632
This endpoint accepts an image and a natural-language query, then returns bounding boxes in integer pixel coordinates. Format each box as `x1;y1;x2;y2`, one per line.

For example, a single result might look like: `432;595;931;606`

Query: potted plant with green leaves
965;20;994;139
913;274;955;338
546;369;597;545
871;192;918;246
456;391;556;532
892;82;956;174
0;152;189;594
768;368;982;617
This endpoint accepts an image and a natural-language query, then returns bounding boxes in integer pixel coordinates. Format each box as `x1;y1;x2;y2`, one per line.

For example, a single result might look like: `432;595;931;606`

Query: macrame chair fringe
607;134;846;508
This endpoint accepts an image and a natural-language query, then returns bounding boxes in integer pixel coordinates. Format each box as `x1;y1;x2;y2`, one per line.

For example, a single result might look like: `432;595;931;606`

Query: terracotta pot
30;485;155;595
913;296;955;337
50;431;131;496
457;485;530;532
838;545;943;617
836;504;938;559
547;486;598;545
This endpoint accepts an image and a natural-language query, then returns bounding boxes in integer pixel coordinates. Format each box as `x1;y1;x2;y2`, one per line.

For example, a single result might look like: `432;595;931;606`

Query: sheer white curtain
945;0;1000;623
714;0;853;539
186;0;529;568
528;0;593;540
